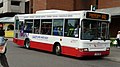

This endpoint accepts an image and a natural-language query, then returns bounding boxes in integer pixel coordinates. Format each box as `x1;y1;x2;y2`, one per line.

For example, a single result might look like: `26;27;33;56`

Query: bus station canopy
97;7;120;16
0;17;14;23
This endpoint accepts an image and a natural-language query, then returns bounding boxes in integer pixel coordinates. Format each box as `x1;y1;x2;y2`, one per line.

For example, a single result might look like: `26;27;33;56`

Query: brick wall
98;0;120;9
47;0;74;11
31;0;97;13
98;0;120;37
75;0;96;10
32;0;47;13
110;17;120;37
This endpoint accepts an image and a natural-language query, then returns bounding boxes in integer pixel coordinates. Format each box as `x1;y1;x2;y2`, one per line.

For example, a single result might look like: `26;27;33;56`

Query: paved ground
104;47;120;62
7;38;120;62
7;38;13;41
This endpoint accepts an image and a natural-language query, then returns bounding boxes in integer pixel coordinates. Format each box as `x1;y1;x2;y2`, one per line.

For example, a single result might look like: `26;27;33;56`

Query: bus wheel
24;39;30;49
54;44;61;56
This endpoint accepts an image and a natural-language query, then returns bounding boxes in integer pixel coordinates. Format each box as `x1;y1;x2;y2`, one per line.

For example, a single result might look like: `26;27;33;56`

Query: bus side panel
13;38;16;43
13;38;25;46
30;41;53;52
62;46;79;57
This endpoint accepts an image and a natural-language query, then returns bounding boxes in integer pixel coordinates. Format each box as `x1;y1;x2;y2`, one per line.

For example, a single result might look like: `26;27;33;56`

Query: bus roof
15;10;110;21
16;10;110;16
36;9;68;14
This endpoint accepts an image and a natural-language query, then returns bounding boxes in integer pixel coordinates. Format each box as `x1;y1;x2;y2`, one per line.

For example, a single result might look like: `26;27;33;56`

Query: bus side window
46;24;52;35
64;19;79;37
34;19;40;34
41;19;52;35
24;20;33;33
53;27;58;35
53;27;63;36
53;19;63;36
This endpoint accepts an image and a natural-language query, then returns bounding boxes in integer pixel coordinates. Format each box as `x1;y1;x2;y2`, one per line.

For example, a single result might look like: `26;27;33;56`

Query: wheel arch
53;42;62;53
24;38;30;47
24;38;30;44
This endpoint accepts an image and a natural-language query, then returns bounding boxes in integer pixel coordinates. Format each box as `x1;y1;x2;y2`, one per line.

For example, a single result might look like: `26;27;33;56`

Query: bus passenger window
34;19;40;34
64;19;80;37
41;19;52;35
53;19;63;36
24;20;33;33
74;24;80;38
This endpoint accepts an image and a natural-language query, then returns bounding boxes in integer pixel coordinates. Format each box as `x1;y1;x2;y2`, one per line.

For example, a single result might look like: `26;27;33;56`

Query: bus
13;10;111;57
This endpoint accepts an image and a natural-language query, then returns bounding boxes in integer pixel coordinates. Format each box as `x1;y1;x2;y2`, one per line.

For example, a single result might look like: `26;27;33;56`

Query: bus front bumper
77;50;110;57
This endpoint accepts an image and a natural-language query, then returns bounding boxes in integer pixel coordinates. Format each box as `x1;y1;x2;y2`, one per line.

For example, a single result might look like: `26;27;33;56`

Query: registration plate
94;53;101;56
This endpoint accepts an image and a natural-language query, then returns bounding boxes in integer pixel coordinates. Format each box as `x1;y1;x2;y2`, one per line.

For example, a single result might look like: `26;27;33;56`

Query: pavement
7;38;13;41
104;47;120;62
6;38;120;62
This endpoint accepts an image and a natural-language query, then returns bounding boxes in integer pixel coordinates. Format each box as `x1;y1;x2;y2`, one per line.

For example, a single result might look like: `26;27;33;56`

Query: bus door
18;21;24;38
20;20;33;38
14;20;24;39
14;19;23;39
101;22;109;39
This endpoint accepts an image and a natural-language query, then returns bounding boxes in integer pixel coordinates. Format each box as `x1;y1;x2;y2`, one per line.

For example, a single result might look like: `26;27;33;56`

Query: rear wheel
24;39;30;49
54;44;61;55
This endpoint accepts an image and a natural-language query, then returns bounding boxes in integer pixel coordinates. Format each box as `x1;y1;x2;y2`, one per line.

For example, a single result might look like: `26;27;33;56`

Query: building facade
0;0;27;37
98;0;120;8
29;0;120;37
0;0;119;37
98;0;120;37
29;0;96;13
0;0;25;13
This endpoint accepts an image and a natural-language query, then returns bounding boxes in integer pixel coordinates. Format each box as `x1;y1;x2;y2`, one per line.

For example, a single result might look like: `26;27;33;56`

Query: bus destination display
86;12;109;20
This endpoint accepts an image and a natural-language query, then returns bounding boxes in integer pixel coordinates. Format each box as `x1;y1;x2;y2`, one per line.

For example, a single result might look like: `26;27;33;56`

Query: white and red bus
13;10;111;57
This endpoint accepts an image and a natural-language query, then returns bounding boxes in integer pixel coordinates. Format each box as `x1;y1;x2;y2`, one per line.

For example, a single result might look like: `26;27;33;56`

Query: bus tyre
24;39;30;49
54;44;61;56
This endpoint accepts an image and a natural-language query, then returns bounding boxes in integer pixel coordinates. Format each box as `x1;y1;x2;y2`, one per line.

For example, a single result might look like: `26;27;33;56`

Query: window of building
0;2;3;7
11;1;20;6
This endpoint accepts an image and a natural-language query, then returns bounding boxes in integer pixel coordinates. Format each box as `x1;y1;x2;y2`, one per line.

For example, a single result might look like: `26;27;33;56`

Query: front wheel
24;39;30;49
54;44;61;56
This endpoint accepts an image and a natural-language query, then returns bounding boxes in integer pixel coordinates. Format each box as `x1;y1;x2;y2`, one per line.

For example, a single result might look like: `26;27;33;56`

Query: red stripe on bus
13;38;110;57
62;46;110;57
13;38;24;46
30;41;53;52
77;51;110;57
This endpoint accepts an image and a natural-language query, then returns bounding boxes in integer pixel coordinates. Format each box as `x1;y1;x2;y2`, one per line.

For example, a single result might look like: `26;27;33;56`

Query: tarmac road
2;38;120;67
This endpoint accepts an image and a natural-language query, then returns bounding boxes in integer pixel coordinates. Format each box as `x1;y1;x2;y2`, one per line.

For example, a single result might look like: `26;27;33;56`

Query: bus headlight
79;48;89;52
